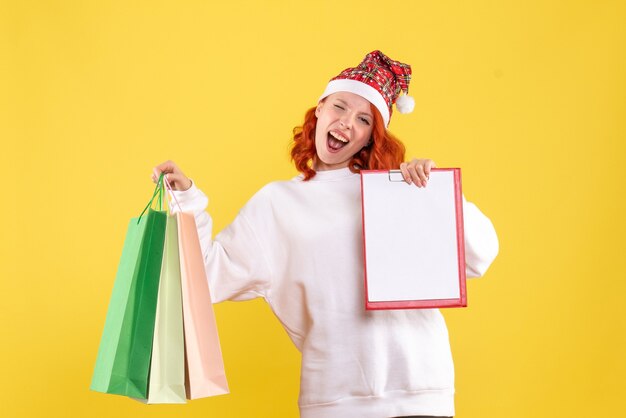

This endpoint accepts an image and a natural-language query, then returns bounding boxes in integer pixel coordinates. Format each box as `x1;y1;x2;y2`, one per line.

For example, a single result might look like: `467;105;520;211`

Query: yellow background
2;1;625;417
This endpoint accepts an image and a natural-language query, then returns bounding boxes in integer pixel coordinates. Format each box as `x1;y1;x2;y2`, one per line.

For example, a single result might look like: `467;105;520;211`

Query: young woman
152;51;499;418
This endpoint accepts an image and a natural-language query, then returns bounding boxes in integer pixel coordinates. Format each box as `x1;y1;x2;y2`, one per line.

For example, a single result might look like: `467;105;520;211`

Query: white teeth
330;131;348;143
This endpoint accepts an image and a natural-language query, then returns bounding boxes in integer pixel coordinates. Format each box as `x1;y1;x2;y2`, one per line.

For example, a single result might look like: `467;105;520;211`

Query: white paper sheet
361;169;465;308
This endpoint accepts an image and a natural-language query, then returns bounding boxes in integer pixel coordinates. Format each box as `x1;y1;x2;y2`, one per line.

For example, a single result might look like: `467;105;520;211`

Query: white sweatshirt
170;167;499;418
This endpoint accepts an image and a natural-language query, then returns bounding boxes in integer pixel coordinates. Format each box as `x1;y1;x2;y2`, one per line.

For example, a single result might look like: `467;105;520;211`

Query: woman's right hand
152;160;193;191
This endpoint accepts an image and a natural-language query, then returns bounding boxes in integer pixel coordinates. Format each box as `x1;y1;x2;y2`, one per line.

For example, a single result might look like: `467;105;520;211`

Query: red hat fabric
319;50;413;127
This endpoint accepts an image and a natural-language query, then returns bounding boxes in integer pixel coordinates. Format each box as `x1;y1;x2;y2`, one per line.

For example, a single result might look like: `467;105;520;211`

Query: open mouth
327;130;349;152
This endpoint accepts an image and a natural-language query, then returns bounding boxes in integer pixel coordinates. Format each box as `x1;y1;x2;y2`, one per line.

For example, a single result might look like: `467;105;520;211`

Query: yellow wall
2;1;625;417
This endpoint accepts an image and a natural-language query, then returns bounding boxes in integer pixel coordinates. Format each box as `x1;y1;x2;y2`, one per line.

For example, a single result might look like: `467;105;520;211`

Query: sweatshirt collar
306;167;359;181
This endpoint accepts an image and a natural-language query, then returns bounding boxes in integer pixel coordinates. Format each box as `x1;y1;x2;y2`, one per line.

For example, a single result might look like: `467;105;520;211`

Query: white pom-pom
396;94;415;114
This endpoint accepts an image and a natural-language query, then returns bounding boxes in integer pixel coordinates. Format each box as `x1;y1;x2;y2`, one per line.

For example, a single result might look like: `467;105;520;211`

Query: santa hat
318;50;414;127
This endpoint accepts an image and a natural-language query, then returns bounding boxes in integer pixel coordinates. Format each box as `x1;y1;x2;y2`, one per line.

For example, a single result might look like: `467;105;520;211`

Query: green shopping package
91;178;167;399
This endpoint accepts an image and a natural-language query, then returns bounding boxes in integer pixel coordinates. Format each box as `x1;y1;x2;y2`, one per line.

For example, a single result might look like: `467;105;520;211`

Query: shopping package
91;177;167;399
145;214;186;404
177;211;229;399
92;174;229;403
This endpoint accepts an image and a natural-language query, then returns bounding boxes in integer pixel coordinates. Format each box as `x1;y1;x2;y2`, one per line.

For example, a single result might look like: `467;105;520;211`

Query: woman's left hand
399;158;437;187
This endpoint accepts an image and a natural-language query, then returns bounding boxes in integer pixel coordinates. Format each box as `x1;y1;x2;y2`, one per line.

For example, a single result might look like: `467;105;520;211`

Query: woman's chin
314;156;350;171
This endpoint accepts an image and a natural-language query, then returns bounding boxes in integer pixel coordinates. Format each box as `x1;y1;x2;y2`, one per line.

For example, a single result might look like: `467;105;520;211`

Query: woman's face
313;92;374;171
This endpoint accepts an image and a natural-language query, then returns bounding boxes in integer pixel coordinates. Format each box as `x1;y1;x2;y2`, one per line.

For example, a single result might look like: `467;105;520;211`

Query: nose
340;113;352;129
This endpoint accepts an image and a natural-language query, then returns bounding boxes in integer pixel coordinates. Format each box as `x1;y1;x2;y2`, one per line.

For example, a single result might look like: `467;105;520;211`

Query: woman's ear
315;100;324;117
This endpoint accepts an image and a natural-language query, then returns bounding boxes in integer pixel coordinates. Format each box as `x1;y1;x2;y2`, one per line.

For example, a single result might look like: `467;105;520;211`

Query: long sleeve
168;181;273;303
462;196;499;278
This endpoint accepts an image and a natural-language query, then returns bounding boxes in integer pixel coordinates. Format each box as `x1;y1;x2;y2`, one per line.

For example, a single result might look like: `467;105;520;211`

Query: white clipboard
360;169;467;310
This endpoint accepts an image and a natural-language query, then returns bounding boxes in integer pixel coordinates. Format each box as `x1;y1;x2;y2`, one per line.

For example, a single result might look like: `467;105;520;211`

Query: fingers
399;162;412;185
150;160;192;191
407;162;423;187
152;160;179;181
164;173;192;191
401;158;437;188
424;159;437;176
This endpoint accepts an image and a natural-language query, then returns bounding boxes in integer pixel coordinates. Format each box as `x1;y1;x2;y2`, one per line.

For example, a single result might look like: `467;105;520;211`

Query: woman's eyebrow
357;108;373;118
336;99;373;118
